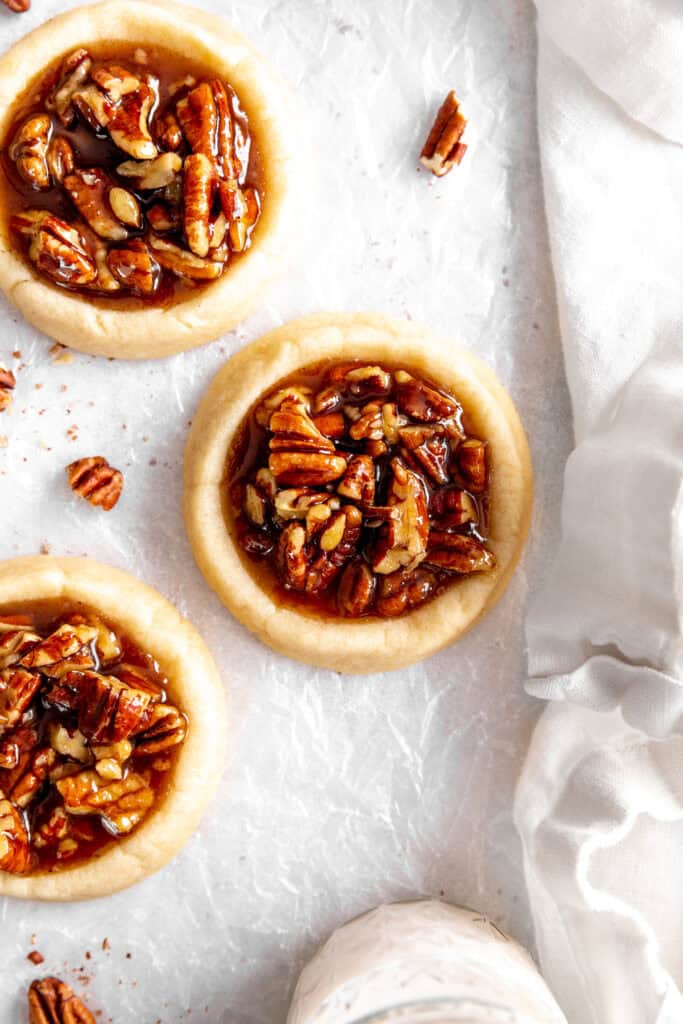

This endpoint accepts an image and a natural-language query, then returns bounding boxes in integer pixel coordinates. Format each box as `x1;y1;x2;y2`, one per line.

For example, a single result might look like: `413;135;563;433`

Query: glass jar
287;901;567;1024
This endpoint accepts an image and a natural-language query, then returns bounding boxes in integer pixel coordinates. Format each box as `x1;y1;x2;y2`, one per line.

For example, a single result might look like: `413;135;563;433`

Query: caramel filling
0;43;263;310
0;601;187;875
227;361;495;620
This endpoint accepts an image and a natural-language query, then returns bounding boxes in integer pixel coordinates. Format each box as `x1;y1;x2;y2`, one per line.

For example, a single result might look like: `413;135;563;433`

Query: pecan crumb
0;366;17;412
27;951;45;965
420;90;467;177
66;456;123;511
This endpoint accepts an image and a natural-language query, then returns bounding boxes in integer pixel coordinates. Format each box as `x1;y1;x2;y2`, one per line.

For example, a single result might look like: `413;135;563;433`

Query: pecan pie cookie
0;556;227;900
0;0;292;358
184;314;533;673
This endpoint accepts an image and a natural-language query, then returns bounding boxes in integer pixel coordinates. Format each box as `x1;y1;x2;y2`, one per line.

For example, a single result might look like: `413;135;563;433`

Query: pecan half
107;239;159;295
64;169;128;241
400;426;451;485
28;977;96;1024
425;531;495;573
455;438;487;492
147;233;225;281
0;366;16;412
395;370;460;422
176;79;238;179
20;623;98;677
0;795;30;873
376;567;438;617
46;137;75;185
46;49;93;127
135;703;187;755
183;152;215;257
431;488;478;529
56;768;154;834
45;670;153;744
0;627;41;670
219;182;260;252
329;364;393;400
116;152;182;191
337;454;376;504
75;65;158;160
9;114;52;190
349;403;383;442
12;211;97;288
0;668;41;733
9;745;56;808
372;459;429;574
269;398;347;486
338;559;376;617
420;90;467;177
66;456;123;510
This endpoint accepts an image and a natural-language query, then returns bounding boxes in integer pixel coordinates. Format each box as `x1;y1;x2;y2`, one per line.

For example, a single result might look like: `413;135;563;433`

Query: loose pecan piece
116;151;182;191
12;211;97;288
0;668;41;732
66;455;123;510
56;768;154;834
135;703;187;755
2;0;30;12
9;114;52;190
28;977;96;1024
375;567;438;617
108;239;159;295
64;169;128;241
372;459;429;574
337;454;376;504
425;532;495;574
455;438;487;492
338;559;376;617
304;506;363;594
0;795;30;873
243;468;277;527
0;365;16;412
420;90;467;177
395;370;460;423
20;622;98;677
147;233;225;281
184;152;215;257
46;49;93;126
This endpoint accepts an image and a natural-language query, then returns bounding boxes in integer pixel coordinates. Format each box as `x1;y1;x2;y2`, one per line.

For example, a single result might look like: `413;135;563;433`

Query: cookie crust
184;313;533;674
0;556;227;901
0;0;294;359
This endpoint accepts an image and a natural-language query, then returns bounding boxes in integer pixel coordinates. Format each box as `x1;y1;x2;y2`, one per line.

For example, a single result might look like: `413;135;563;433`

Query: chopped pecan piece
372;459;429;574
64;169;128;241
89;235;121;293
338;559;376;617
108;186;141;228
56;768;154;834
146;202;180;233
66;455;123;510
46;49;93;126
0;668;41;732
46;670;153;744
431;488;478;529
425;532;495;573
0;795;30;873
311;412;346;439
12;211;97;288
256;386;313;425
10;746;56;808
337;454;376;504
0;365;16;412
183;152;215;257
219;182;260;252
74;65;158;160
116;152;182;191
108;239;159;295
400;426;451;485
46;136;75;185
456;438;487;492
155;109;183;151
395;370;460;422
9;114;52;190
47;722;90;763
330;364;393;399
269;398;347;486
420;90;467;177
32;805;69;850
376;567;438;617
28;977;96;1024
276;523;307;591
349;403;383;442
2;0;30;12
312;386;342;415
273;489;337;522
135;703;187;755
0;721;39;774
20;622;98;677
0;627;41;670
147;234;225;281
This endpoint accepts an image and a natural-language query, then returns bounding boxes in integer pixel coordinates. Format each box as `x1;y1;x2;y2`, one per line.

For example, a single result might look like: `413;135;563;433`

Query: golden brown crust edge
0;0;295;359
183;313;533;674
0;556;228;901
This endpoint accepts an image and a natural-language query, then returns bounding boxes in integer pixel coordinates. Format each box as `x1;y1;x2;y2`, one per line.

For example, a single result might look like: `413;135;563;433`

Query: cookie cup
184;313;533;674
0;0;294;359
0;556;227;901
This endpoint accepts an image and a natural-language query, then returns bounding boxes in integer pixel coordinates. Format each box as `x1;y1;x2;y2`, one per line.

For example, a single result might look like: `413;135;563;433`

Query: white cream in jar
287;900;567;1024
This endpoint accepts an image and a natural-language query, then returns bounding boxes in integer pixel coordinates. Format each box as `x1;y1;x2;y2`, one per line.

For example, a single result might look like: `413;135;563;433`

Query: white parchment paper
0;1;571;1021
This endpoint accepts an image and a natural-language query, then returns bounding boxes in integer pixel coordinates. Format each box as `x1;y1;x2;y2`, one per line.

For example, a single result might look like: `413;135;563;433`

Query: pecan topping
74;64;158;160
9;115;52;190
0;796;30;873
177;79;238;179
66;456;123;510
46;50;93;126
12;211;97;288
147;234;225;281
46;137;75;185
57;768;154;834
64;169;128;241
0;366;16;412
183;152;215;257
135;703;187;755
116;151;182;191
108;239;159;295
19;622;98;677
108;186;141;228
28;977;96;1024
420;90;467;177
229;360;495;619
0;668;42;733
45;670;153;744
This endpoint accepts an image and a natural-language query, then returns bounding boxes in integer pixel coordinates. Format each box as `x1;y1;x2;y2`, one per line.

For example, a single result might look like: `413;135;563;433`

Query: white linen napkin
514;1;683;1020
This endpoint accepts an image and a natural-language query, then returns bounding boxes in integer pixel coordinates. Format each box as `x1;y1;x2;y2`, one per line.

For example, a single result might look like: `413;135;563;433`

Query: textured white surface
0;1;570;1022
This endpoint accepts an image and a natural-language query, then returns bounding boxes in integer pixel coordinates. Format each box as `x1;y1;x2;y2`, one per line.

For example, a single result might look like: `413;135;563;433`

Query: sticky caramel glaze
225;360;492;621
0;599;183;874
0;41;265;310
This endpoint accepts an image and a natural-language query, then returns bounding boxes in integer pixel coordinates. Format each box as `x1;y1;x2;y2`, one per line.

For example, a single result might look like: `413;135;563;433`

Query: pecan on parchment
66;456;123;511
420;90;467;176
0;365;16;412
28;977;96;1024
